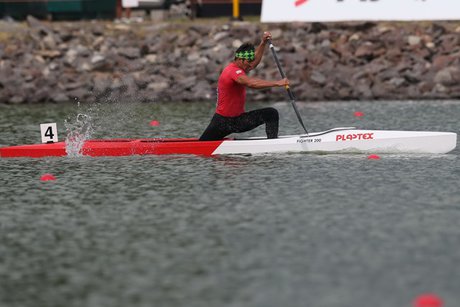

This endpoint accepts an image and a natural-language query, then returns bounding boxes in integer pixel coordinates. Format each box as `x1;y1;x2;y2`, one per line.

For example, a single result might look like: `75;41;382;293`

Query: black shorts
199;107;279;141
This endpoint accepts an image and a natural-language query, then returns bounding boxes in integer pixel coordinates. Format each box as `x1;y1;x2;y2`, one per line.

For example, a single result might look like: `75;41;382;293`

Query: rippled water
0;100;459;307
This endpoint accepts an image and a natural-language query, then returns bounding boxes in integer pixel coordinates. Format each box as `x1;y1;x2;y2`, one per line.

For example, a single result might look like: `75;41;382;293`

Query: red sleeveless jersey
215;62;246;117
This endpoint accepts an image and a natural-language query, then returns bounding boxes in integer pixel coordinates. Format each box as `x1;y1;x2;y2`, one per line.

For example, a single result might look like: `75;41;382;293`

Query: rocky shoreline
1;16;460;104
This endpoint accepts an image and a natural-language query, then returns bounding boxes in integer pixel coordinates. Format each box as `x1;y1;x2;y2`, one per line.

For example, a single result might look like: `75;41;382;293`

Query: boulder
51;93;69;103
117;47;140;59
434;67;460;86
310;71;327;86
3;20;460;104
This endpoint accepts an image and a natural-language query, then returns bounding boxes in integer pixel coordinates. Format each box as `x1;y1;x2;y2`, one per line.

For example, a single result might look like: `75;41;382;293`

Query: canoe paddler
199;31;289;141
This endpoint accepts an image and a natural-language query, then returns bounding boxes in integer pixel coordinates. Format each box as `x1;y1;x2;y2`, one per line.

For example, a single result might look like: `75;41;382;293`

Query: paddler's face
241;58;254;71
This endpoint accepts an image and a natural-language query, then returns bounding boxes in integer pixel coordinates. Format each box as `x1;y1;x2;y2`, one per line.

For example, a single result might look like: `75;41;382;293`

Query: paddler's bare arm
236;75;289;89
248;31;272;71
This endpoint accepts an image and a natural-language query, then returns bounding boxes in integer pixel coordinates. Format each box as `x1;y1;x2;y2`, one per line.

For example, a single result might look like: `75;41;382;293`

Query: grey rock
191;80;212;100
187;52;200;62
408;35;421;46
3;20;460;104
433;83;448;93
91;54;106;65
176;76;197;90
10;95;25;104
43;35;57;50
201;38;215;49
310;71;327;85
76;45;91;57
389;77;406;87
434;67;460;86
26;15;42;29
64;82;84;90
0;89;10;104
145;54;158;64
51;93;69;103
355;42;376;58
92;74;111;93
64;49;79;66
270;29;283;40
213;32;228;42
90;54;112;72
118;47;140;59
67;88;89;100
92;25;105;36
147;81;169;92
355;79;373;99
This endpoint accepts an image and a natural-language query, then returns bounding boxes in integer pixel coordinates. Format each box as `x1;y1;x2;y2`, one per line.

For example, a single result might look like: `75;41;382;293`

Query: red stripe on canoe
0;138;226;158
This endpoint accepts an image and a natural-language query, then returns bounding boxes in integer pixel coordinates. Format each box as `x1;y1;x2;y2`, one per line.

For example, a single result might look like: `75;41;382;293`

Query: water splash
62;87;149;157
64;113;94;157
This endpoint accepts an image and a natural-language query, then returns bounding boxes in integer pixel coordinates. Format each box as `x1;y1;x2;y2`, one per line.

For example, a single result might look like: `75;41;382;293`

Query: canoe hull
214;129;457;155
0;128;457;158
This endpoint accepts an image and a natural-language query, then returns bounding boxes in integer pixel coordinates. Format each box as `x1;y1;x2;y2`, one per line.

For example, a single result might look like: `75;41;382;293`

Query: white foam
64;113;93;157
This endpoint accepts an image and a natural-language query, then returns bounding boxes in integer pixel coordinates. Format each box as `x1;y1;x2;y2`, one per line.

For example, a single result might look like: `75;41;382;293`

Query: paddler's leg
262;108;279;139
199;114;233;141
233;108;279;139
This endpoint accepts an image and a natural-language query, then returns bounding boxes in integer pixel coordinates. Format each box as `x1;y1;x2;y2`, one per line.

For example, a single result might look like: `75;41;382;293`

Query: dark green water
0;100;459;307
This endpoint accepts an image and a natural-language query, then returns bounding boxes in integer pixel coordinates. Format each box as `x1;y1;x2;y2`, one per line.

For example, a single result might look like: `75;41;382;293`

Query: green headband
236;50;255;61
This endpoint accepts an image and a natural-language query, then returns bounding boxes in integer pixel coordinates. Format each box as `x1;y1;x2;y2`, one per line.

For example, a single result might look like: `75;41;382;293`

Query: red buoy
367;154;380;160
413;294;443;307
40;173;56;181
150;120;160;127
354;111;364;117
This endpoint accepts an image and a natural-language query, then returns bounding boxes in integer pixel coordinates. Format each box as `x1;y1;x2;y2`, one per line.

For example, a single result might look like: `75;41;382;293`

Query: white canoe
215;127;457;155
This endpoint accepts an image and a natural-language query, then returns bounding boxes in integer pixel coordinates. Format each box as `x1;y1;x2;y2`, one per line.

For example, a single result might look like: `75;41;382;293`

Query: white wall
261;0;460;22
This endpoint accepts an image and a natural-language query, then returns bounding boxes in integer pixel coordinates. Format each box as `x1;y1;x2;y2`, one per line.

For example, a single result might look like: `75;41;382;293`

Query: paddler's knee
262;107;279;122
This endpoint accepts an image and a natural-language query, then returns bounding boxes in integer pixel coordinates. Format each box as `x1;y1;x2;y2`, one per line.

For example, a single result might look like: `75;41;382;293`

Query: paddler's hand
276;78;289;87
262;31;272;44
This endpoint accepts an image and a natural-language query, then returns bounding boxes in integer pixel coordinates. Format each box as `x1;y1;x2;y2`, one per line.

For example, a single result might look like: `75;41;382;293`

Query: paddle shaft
267;39;309;135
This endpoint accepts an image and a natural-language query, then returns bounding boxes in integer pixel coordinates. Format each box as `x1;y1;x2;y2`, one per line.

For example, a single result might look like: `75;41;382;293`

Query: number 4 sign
40;123;58;143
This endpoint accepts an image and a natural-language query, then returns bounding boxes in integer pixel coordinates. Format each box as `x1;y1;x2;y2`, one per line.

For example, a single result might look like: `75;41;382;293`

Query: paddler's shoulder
224;62;245;74
223;62;237;70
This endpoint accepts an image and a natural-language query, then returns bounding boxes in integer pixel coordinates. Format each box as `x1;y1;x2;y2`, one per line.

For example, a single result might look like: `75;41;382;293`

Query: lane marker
367;154;380;160
40;174;56;181
413;294;443;307
150;120;160;127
